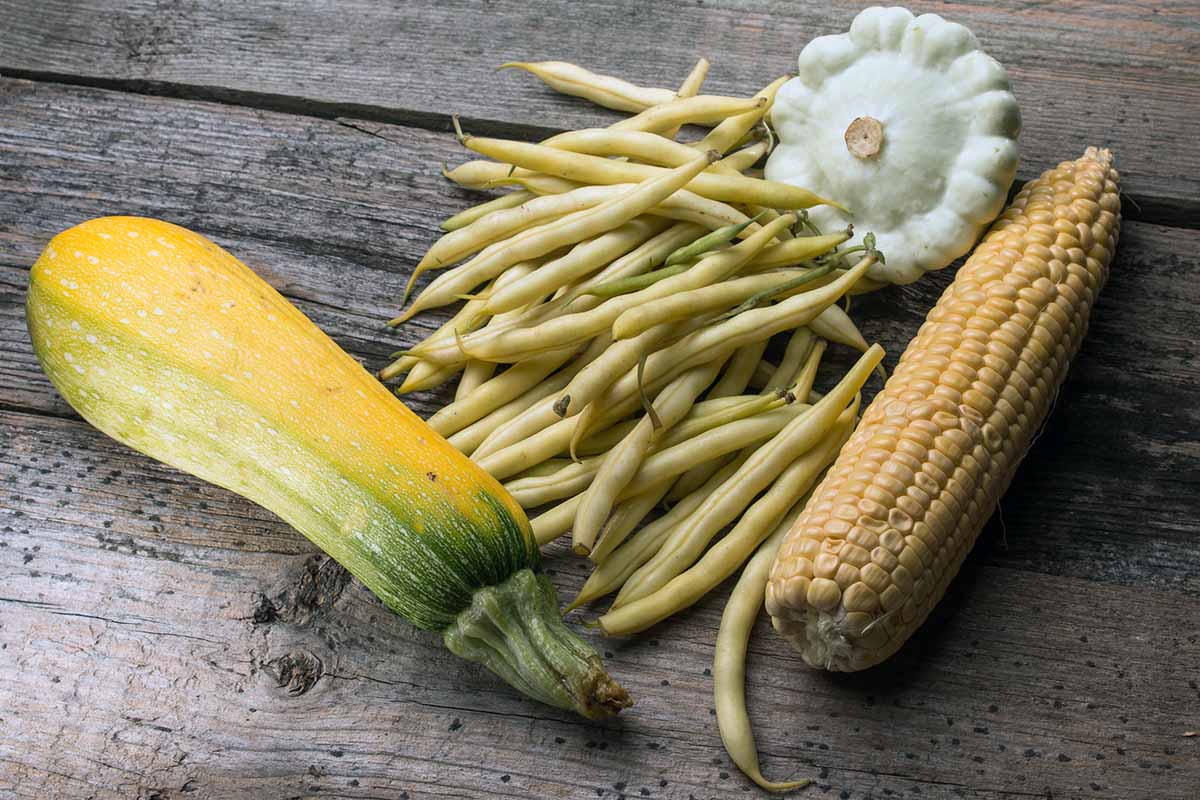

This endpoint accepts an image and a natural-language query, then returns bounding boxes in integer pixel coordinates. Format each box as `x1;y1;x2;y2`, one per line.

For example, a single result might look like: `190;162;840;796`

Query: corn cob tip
1083;146;1114;170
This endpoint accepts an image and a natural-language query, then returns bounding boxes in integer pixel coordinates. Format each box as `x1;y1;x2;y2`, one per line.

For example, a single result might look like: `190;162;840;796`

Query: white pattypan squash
766;6;1021;284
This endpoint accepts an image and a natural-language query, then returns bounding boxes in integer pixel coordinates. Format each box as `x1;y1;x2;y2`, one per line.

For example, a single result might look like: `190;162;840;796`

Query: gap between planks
0;66;1195;232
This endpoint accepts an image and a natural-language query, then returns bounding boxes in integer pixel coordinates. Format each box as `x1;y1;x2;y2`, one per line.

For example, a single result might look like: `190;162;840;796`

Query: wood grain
2;77;1197;592
1;57;1198;800
2;410;1198;800
0;0;1198;226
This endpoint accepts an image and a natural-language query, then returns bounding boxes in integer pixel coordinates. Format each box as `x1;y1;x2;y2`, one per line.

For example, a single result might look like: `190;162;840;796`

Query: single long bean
789;339;826;403
697;75;790;154
663;57;709;138
440;190;534;232
763;328;813;392
713;511;811;793
744;232;850;272
610;95;766;133
714;140;769;174
499;61;681;113
542;128;710;167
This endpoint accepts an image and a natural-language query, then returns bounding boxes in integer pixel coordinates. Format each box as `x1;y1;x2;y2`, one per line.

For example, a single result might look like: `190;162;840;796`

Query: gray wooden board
2;77;1198;591
0;47;1198;800
1;0;1198;227
2;411;1199;800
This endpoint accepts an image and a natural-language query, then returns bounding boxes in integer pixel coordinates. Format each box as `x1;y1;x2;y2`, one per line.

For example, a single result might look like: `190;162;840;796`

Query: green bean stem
663;211;765;267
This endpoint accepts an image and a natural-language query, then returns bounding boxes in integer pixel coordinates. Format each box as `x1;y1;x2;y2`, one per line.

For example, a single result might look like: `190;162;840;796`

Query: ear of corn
766;148;1121;671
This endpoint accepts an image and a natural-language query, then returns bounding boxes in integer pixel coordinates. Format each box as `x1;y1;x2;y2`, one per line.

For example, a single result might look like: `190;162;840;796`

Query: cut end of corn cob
766;147;1121;672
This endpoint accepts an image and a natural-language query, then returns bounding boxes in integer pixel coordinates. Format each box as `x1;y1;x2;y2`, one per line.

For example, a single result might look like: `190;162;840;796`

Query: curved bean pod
611;95;766;133
713;513;811;793
498;61;678;113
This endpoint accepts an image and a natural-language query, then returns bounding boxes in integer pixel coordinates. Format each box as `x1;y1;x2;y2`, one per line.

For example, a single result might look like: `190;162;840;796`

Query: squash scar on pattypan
765;6;1021;284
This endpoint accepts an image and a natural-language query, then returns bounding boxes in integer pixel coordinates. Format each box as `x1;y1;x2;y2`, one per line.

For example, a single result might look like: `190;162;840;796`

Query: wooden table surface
1;2;1197;798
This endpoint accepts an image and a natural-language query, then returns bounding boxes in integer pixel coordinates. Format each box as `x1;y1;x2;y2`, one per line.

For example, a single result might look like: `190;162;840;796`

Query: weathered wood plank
2;409;1197;799
1;0;1197;226
2;78;1197;595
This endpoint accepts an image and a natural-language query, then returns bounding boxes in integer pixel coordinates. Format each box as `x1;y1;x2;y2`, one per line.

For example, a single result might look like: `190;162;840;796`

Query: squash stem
443;568;633;719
